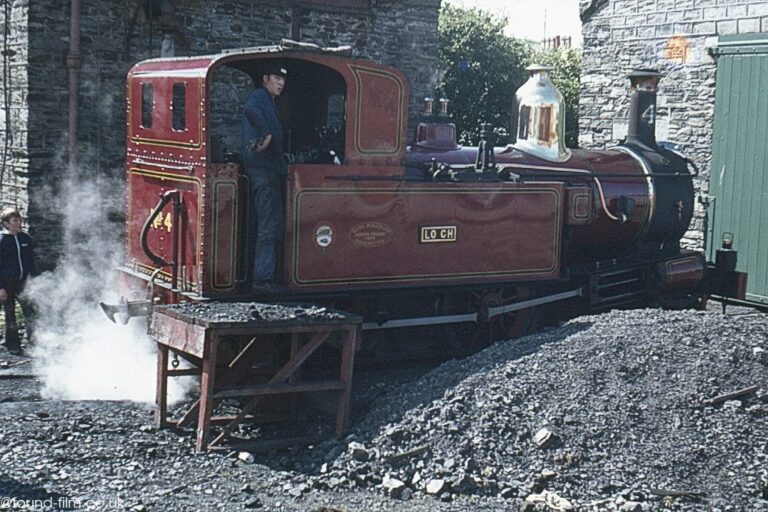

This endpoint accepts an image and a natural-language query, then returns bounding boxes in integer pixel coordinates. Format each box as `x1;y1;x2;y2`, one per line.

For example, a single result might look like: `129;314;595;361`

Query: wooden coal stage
149;302;361;451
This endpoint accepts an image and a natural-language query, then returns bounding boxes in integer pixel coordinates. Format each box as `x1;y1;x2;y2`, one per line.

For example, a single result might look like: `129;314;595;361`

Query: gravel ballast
1;307;767;511
302;308;768;510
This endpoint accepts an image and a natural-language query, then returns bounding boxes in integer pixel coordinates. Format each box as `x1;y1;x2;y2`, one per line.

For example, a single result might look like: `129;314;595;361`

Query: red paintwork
122;47;657;301
658;254;705;290
407;145;650;263
285;165;564;290
124;49;412;298
557;149;649;260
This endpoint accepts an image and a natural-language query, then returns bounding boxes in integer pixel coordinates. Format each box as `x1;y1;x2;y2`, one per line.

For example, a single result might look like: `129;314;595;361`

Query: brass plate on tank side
419;225;457;243
350;222;394;248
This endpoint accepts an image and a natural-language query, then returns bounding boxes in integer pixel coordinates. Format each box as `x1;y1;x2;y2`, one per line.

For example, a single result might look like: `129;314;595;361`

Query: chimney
626;70;662;147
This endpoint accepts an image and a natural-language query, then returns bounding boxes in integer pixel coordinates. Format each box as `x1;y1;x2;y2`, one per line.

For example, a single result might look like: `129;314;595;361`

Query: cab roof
127;39;397;80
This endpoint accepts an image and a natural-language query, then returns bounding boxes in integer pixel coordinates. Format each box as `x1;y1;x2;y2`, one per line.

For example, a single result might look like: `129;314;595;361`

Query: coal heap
296;308;768;510
1;307;767;511
165;302;347;324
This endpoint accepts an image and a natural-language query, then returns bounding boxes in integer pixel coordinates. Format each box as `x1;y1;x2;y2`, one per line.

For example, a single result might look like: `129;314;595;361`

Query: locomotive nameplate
419;225;457;243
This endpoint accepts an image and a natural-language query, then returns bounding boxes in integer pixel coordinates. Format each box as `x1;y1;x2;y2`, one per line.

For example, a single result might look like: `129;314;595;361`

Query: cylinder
657;254;705;291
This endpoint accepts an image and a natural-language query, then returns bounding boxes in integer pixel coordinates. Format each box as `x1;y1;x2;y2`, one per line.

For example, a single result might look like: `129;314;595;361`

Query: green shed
708;33;768;306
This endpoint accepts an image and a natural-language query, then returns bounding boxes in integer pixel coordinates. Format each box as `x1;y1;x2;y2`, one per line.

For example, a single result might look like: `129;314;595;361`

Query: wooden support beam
335;325;356;435
167;368;201;377
213;380;346;399
152;305;361;452
154;343;169;429
196;334;219;451
207;331;332;448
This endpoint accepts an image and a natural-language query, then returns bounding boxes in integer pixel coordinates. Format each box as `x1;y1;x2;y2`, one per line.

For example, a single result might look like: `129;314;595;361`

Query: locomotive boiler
105;41;746;342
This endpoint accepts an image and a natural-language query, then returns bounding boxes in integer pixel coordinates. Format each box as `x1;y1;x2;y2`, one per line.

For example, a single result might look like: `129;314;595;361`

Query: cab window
141;83;154;128
172;82;186;131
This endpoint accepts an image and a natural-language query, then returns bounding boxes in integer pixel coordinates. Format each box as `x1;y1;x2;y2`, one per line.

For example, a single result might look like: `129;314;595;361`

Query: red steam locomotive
106;41;746;343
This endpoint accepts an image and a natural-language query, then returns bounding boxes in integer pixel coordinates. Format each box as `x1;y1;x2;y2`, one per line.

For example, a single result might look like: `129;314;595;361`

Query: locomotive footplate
149;302;361;451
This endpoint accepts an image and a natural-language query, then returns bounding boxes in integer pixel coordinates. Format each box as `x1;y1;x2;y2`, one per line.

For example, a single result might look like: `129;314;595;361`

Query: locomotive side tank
409;67;694;264
111;42;746;331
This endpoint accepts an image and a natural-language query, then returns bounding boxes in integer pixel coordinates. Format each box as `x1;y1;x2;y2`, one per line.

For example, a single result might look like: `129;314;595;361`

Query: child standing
0;208;36;355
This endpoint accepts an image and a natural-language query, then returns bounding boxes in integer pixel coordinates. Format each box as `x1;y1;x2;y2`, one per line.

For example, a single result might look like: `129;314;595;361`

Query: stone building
0;0;440;265
579;0;768;248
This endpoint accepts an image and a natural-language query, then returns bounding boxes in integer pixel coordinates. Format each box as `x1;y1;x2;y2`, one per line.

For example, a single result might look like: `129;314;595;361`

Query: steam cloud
24;156;190;403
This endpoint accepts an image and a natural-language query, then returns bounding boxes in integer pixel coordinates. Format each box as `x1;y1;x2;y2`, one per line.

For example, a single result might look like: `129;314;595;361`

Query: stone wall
579;0;768;248
0;0;441;266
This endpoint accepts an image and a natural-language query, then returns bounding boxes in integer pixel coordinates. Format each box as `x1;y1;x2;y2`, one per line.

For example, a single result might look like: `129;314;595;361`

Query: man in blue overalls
241;63;288;292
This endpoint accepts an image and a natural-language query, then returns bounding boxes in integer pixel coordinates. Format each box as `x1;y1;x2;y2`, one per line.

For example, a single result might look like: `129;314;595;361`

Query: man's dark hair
0;208;21;225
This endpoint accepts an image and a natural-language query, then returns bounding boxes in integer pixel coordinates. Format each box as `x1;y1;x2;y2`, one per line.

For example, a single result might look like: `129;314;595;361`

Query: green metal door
709;33;768;305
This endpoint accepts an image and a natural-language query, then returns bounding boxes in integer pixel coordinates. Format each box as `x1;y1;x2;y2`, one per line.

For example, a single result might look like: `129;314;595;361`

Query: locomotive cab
123;43;411;300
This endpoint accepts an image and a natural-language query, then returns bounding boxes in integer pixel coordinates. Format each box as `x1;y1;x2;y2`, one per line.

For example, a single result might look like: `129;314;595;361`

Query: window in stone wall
141;83;154;129
172;82;186;131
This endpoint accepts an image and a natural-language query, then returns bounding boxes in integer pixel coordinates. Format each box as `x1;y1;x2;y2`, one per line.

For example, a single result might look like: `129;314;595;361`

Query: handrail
134;158;194;173
140;189;180;268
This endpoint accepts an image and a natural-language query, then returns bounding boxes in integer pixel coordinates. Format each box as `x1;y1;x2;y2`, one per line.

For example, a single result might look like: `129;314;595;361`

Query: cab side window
141;83;154;128
172;82;186;131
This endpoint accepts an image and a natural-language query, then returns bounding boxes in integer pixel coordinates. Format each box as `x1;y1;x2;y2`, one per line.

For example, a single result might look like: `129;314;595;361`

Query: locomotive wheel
492;306;545;339
451;287;544;353
450;307;542;355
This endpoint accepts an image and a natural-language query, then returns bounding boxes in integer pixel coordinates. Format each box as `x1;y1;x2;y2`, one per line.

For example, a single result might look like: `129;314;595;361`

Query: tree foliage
438;5;531;145
530;47;582;148
438;4;582;148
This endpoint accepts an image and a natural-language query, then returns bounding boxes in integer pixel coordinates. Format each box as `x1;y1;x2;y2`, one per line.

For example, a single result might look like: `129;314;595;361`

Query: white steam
25;161;190;403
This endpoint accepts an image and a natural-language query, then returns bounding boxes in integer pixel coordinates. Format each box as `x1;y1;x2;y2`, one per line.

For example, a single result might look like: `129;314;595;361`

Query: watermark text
0;496;126;510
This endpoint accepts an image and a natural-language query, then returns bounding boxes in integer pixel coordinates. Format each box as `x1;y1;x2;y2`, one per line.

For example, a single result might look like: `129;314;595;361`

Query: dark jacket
0;230;35;289
241;87;286;172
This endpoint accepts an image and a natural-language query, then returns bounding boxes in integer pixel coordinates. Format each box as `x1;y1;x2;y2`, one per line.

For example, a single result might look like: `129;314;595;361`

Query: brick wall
579;0;768;249
0;0;440;266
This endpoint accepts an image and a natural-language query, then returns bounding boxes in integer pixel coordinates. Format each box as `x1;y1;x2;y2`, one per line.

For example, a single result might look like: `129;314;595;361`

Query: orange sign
664;36;691;64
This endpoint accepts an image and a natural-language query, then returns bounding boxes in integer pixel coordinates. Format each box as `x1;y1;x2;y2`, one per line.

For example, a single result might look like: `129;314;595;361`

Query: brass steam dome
513;64;570;162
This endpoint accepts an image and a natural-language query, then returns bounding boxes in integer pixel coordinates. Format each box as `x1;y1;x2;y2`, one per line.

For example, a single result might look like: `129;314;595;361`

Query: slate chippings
0;307;766;511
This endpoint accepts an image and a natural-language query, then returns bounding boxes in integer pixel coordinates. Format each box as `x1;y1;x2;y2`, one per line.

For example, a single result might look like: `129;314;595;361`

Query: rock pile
164;302;348;324
297;308;768;511
1;307;767;511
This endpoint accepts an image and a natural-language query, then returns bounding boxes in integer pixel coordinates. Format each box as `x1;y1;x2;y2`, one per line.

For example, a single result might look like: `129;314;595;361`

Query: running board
362;288;584;331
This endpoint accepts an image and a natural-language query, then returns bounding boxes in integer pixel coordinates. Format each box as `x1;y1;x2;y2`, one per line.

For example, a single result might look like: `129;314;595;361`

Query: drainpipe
67;0;81;173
